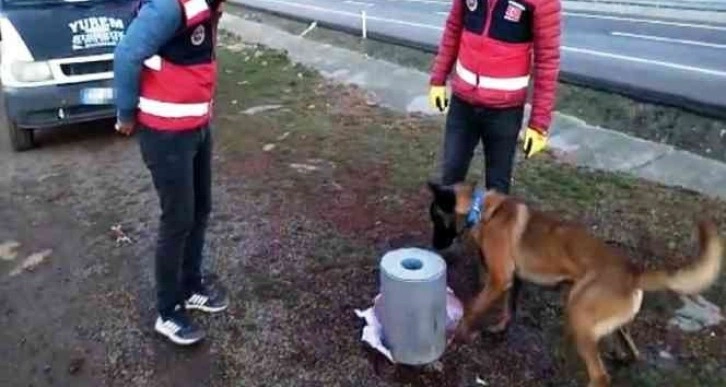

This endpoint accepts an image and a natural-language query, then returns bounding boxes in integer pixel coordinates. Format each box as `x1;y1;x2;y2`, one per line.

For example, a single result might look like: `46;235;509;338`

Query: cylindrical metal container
379;247;447;365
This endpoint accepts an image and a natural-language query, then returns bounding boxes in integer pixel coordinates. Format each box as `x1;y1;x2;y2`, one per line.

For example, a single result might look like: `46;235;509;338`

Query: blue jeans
138;125;212;318
441;95;524;193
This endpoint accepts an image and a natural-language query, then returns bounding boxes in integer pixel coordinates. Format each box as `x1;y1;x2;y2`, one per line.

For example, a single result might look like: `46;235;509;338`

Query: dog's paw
486;316;512;334
451;321;478;345
485;324;509;335
604;348;638;367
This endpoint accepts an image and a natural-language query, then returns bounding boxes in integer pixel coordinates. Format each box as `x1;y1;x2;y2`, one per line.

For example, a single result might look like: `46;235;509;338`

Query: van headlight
10;61;53;83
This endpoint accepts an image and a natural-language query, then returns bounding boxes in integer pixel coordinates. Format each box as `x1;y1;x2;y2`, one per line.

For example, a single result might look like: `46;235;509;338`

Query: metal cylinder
379;247;447;365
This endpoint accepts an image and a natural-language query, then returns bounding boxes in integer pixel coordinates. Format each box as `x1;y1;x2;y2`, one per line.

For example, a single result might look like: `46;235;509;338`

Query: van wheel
8;122;36;151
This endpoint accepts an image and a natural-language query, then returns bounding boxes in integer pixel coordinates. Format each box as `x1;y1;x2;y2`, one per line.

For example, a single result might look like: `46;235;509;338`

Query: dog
428;181;723;387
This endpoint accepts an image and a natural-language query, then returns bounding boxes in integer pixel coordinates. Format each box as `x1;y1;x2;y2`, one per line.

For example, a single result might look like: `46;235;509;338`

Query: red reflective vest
430;0;561;132
137;0;222;131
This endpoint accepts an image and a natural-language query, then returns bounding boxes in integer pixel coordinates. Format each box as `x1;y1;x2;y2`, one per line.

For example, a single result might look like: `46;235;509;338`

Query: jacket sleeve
113;0;182;123
429;0;464;86
528;0;562;133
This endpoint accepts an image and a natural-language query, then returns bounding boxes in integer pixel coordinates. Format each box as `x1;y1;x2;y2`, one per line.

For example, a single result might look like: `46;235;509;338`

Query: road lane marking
562;46;726;77
611;31;726;49
564;12;726;31
238;0;726;77
344;0;374;7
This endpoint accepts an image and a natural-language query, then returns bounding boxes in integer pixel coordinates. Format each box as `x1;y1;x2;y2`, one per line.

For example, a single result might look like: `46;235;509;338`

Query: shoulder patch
504;0;525;22
191;24;206;46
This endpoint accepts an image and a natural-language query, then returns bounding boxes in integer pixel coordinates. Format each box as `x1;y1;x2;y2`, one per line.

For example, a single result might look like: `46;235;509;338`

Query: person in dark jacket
113;0;228;346
429;0;561;196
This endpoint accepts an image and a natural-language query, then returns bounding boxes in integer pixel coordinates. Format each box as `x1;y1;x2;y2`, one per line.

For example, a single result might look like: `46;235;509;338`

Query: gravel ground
0;39;725;387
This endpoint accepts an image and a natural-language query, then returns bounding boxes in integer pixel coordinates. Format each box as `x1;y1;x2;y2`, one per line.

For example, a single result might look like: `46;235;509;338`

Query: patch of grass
216;38;319;104
244;269;298;307
516;160;603;204
307;231;377;272
556;85;726;161
514;159;641;207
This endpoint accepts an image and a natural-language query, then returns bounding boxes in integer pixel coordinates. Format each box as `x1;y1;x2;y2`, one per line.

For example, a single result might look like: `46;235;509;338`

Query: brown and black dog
428;181;723;387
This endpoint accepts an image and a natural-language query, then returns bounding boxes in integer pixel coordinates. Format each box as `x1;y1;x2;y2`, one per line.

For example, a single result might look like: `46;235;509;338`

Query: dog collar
465;188;486;228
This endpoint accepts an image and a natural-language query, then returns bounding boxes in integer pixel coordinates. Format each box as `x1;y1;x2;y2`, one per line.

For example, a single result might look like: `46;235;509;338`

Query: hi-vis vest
137;0;221;131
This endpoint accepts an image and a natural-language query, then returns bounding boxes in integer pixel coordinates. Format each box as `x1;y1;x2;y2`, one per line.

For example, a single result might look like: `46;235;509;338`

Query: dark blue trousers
138;125;212;318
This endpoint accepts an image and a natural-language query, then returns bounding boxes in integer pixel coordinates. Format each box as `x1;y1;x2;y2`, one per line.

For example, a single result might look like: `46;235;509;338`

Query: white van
0;0;137;151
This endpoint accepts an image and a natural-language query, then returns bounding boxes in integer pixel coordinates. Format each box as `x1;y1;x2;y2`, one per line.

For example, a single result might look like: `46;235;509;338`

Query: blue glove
466;188;485;228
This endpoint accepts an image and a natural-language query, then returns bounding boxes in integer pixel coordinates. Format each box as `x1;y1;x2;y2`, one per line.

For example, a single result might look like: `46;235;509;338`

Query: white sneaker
154;310;205;346
185;285;229;314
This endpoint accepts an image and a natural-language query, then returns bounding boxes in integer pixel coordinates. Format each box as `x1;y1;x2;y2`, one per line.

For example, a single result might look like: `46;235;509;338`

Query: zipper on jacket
482;0;498;36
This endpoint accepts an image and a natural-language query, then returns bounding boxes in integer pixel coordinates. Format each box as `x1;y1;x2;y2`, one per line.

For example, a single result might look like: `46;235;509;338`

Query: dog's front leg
616;327;640;362
488;276;522;333
453;204;520;343
453;276;511;343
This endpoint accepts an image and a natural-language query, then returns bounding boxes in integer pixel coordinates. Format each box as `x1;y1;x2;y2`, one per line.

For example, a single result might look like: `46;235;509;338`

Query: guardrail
228;0;726;120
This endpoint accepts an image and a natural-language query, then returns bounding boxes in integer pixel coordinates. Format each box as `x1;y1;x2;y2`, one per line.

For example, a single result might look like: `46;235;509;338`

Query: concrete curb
219;14;726;201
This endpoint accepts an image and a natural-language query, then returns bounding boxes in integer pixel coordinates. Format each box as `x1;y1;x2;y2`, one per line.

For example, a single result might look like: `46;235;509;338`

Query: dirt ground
1;38;725;387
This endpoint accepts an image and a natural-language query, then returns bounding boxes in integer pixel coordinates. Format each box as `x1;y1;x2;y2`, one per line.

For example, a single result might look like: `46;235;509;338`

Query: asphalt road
232;0;726;118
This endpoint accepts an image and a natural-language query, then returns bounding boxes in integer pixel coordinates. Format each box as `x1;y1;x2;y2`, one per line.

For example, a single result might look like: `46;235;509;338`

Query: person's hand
114;120;135;136
428;85;448;113
522;127;548;159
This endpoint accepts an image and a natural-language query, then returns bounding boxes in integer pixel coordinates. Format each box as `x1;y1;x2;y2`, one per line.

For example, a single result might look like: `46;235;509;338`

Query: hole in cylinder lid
401;258;423;271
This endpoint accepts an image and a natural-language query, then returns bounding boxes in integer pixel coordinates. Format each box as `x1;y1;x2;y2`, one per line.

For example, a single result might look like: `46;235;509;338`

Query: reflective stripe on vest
456;61;530;91
139;55;212;119
143;55;162;71
138;97;210;118
182;0;210;26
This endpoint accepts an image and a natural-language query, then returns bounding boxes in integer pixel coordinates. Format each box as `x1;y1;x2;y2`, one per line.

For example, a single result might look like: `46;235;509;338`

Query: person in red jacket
428;0;561;193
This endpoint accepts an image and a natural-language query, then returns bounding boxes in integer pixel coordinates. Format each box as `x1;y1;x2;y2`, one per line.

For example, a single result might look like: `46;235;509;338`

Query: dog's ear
427;180;456;213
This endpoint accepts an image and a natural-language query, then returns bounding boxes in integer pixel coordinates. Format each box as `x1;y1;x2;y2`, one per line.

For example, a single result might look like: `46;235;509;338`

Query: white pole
299;21;318;37
361;10;367;39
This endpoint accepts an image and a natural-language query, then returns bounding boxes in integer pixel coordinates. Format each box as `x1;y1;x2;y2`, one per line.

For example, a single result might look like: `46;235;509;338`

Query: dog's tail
637;220;723;295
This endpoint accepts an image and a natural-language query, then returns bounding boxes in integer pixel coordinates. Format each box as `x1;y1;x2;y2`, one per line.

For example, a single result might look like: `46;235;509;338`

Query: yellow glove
428;86;448;113
522;127;548;159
